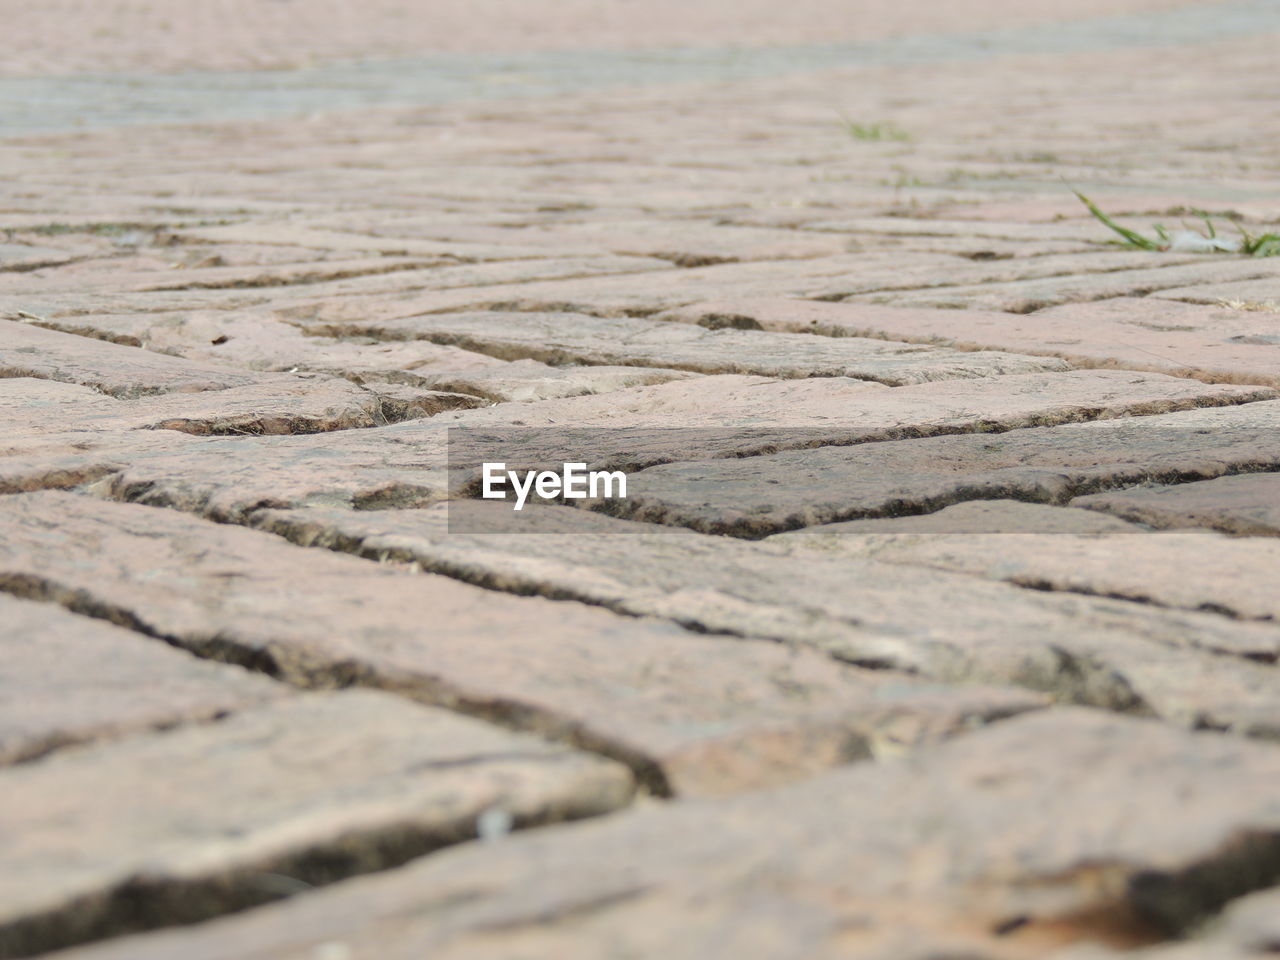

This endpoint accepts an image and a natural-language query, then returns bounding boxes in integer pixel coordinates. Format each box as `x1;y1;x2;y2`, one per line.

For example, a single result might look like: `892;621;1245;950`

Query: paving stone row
297;309;1068;385
250;502;1280;738
0;492;1044;801
40;710;1280;960
772;500;1280;618
0;690;633;958
0;593;286;766
658;297;1280;387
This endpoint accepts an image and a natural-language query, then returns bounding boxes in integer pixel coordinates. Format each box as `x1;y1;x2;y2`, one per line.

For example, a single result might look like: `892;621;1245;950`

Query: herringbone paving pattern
2;2;1280;957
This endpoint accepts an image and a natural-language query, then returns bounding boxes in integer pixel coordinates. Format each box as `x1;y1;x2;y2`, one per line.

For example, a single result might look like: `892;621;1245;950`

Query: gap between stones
685;307;1278;389
580;462;1280;540
3;493;1272;950
242;511;1170;717
0;565;675;797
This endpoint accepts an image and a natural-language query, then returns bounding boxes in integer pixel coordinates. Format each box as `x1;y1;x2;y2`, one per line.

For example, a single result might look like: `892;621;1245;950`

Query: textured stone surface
415;359;701;403
308;310;1066;386
0;318;264;397
1153;276;1280;308
9;4;1280;953
255;502;1280;737
773;518;1280;621
45;710;1280;960
0;492;1043;796
772;499;1146;534
609;400;1280;535
66;369;1264;522
851;258;1280;312
0;375;482;438
0;593;288;766
659;296;1280;386
1072;473;1280;535
0;690;634;957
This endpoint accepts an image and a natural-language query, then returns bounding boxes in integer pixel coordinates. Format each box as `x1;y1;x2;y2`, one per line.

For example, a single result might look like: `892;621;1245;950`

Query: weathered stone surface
305;310;1067;385
0;375;482;438
0;593;287;765
658;296;1280;386
446;368;1272;432
1073;473;1280;536
609;399;1280;536
402;218;856;264
802;216;1112;244
774;518;1280;621
1153;276;1280;308
9;10;1280;957
0;377;122;429
134;256;447;292
415;359;701;402
12;254;671;302
256;502;1280;737
0;244;76;271
80;370;1272;522
17;311;512;376
0;689;634;958
772;499;1145;534
0;492;1042;796
287;252;957;322
0;319;263;397
1214;887;1280;954
851;259;1280;312
261;252;675;306
46;710;1280;960
291;251;1179;327
167;223;578;262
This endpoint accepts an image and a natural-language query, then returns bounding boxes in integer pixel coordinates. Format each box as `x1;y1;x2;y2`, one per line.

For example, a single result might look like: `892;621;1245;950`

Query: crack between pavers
0;779;622;960
681;314;1280;389
0;561;674;798
589;462;1280;540
250;510;1172;719
140;258;456;292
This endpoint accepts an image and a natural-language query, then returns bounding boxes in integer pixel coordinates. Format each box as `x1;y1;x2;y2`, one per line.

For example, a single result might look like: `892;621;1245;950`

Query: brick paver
3;1;1280;958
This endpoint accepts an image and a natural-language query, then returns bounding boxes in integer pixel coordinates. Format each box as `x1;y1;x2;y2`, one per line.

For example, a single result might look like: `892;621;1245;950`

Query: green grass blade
1071;189;1162;250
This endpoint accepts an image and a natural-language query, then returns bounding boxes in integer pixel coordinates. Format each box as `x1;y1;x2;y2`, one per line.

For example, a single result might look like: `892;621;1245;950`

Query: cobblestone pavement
3;1;1280;958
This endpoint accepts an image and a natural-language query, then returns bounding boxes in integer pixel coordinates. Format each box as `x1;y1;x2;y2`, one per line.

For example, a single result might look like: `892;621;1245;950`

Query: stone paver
658;296;1280;386
604;400;1280;535
306;309;1068;385
1073;472;1280;535
6;1;1280;954
1152;276;1280;308
290;251;1203;327
254;502;1280;737
413;360;701;403
848;258;1280;312
773;514;1280;620
771;499;1147;534
56;369;1267;523
0;375;483;438
0;593;287;766
0;690;633;958
0;492;1043;797
0;318;264;398
42;710;1280;960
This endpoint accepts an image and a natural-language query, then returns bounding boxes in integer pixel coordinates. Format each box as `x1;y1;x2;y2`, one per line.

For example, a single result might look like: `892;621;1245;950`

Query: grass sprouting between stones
838;114;911;142
1071;188;1280;257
